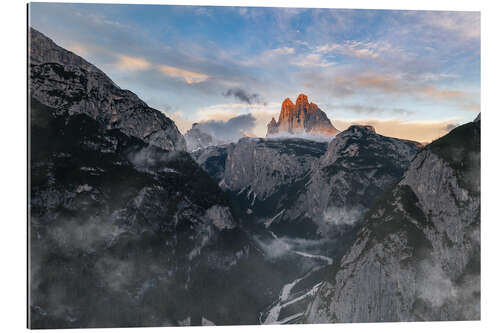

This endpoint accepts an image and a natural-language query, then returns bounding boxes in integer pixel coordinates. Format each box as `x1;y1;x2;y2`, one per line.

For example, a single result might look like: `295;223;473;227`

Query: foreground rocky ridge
29;29;299;328
29;28;186;151
304;117;480;323
30;94;309;328
30;97;252;328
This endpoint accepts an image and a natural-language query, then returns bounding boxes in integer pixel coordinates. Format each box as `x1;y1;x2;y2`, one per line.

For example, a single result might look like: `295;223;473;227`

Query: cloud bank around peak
195;113;257;143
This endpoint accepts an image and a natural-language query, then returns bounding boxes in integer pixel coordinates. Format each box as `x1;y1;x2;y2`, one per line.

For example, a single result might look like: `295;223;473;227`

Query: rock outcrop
266;94;339;137
304;118;480;323
282;125;421;236
29;28;186;151
221;137;328;201
184;123;219;152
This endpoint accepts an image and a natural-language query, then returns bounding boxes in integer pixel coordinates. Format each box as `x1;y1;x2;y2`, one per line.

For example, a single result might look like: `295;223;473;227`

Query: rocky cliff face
29;28;186;151
190;144;230;182
266;94;339;137
283;125;421;237
214;138;328;237
193;126;420;239
305;117;480;323
221;137;327;201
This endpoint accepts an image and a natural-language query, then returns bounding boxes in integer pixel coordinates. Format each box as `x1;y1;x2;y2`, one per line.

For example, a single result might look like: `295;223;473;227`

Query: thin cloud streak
334;118;463;143
158;65;209;84
113;54;209;84
116;55;151;71
339;104;414;116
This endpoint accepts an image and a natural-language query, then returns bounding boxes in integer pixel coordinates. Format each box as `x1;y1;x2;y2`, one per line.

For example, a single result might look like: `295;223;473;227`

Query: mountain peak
282;97;294;107
30;28;186;151
346;125;376;134
296;93;309;106
267;94;339;137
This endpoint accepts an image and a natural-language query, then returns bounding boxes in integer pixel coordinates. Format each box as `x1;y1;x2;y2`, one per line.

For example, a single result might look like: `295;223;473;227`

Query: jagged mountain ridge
194;126;421;238
304;117;480;323
189;125;422;323
267;94;339;137
29;28;186;151
192;137;328;237
281;125;421;237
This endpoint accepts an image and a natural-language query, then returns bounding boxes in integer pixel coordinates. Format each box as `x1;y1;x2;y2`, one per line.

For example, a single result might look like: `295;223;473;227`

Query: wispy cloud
334;118;462;143
315;40;390;60
195;102;281;137
292;53;336;68
116;55;152;71
420;85;467;100
195;114;257;142
339;104;414;116
301;68;477;111
238;46;295;66
158;65;209;84
416;11;480;41
113;54;209;84
66;43;90;57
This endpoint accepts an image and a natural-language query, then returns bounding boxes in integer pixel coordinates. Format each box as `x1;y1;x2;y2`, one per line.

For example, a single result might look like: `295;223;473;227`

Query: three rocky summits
267;93;339;137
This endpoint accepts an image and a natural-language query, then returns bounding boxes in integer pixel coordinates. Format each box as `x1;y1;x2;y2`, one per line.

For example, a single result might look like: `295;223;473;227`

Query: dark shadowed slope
29;29;297;328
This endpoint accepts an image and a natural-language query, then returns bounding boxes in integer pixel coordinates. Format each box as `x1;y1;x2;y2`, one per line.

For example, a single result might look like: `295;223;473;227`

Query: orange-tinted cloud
67;43;90;57
420;86;467;99
319;72;477;111
348;74;467;102
333;118;463;143
114;54;209;84
158;65;209;84
116;55;152;71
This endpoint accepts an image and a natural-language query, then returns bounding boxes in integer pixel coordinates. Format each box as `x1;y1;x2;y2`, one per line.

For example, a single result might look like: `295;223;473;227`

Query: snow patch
265;209;285;228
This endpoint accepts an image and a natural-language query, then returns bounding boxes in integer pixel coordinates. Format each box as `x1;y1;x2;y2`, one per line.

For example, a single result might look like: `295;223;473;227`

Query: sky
29;3;480;142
